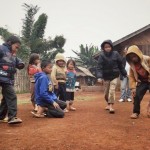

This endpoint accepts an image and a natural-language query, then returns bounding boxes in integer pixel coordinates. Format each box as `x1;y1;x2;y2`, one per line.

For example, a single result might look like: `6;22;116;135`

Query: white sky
0;0;150;57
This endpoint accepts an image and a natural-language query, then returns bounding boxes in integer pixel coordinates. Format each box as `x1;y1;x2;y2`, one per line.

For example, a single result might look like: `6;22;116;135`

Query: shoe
127;98;132;102
69;106;76;111
109;108;115;114
64;109;69;113
31;110;37;115
119;99;124;102
32;113;45;118
0;117;8;123
130;113;139;119
8;117;22;124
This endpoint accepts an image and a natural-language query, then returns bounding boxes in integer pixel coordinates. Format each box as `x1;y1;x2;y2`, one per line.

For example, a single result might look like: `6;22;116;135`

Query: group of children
97;40;150;119
0;35;150;125
28;53;77;118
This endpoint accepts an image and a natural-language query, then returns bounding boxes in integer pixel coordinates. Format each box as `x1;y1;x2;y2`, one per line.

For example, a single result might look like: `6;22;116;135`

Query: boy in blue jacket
34;60;66;118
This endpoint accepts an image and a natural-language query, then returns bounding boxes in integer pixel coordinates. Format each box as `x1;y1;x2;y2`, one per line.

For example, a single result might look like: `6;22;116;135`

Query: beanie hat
55;53;66;63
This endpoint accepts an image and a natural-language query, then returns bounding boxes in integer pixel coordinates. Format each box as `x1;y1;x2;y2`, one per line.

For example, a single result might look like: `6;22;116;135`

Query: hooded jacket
97;40;127;81
126;45;150;89
34;72;57;106
0;43;24;85
51;53;66;86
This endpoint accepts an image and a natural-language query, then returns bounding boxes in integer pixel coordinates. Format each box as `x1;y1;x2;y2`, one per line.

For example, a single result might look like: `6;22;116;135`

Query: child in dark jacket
97;40;127;113
34;60;66;118
0;35;25;124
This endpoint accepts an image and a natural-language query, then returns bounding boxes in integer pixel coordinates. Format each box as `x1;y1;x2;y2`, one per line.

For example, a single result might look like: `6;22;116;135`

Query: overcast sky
0;0;150;57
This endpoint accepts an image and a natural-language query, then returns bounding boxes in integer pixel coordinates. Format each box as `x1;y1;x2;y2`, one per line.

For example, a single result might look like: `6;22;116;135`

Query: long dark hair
27;53;40;74
67;59;76;68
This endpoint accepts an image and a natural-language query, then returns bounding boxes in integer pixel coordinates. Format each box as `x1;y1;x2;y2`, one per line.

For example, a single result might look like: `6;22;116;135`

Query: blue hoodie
34;72;57;106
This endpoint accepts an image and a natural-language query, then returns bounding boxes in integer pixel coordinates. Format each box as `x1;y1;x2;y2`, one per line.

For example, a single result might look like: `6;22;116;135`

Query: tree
0;3;66;61
72;44;99;69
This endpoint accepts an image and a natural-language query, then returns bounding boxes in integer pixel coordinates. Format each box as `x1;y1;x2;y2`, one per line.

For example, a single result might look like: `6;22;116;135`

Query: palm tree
72;44;99;69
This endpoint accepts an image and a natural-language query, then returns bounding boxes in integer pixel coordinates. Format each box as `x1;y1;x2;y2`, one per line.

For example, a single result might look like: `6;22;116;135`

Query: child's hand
132;89;136;97
97;78;104;86
54;85;59;89
53;102;60;109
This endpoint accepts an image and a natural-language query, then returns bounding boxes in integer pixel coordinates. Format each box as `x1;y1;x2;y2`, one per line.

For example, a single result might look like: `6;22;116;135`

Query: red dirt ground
0;92;150;150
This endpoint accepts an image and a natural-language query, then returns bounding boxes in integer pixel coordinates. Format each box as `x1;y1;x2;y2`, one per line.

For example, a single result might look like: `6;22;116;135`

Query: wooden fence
14;70;30;93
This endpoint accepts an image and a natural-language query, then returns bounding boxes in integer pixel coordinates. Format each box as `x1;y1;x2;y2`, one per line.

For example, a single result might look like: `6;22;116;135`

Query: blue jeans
120;77;131;100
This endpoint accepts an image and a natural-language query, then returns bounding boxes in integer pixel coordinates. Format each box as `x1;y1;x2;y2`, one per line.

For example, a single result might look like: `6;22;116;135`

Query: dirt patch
0;92;150;150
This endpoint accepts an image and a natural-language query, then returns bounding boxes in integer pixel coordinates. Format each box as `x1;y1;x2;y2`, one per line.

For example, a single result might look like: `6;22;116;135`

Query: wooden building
94;24;150;60
76;66;96;86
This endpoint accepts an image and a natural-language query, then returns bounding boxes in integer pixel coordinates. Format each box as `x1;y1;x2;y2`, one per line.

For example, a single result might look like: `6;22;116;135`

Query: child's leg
69;92;76;111
0;97;8;120
33;106;45;118
46;102;65;118
1;84;17;121
56;100;67;110
133;83;148;115
104;80;110;109
30;82;35;108
59;83;66;102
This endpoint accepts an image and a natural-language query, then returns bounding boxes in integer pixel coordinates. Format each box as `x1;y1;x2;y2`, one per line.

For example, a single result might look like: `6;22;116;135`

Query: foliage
72;44;99;69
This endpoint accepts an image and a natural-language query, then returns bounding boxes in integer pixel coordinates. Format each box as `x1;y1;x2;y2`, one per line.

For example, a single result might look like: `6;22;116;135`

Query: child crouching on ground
126;45;150;119
33;60;66;118
66;59;77;112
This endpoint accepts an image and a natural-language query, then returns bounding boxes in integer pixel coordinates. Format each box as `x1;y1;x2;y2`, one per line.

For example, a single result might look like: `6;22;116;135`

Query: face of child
34;59;40;65
103;43;112;52
43;64;52;74
11;43;20;54
68;62;75;70
129;53;140;63
57;60;65;67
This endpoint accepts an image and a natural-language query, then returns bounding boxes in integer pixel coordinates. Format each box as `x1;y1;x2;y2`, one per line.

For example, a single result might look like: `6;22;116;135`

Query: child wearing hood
97;40;127;113
126;45;150;119
51;53;68;112
34;60;66;118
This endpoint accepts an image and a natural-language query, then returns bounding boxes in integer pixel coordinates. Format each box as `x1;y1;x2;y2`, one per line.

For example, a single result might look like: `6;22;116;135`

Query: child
119;47;132;102
66;59;77;111
97;40;127;113
126;45;150;119
27;53;41;113
0;35;25;124
51;53;67;111
34;60;66;118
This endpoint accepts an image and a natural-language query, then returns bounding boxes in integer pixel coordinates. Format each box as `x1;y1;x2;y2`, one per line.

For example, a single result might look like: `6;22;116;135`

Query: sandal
33;113;45;118
109;108;115;114
69;106;76;111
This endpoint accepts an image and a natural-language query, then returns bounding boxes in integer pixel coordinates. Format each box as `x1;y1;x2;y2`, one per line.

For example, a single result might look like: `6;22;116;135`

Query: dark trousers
133;82;150;114
54;83;66;102
45;100;66;118
0;83;17;121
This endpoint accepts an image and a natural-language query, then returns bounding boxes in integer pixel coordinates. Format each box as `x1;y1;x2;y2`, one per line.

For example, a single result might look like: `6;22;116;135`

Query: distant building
76;66;96;86
94;24;150;60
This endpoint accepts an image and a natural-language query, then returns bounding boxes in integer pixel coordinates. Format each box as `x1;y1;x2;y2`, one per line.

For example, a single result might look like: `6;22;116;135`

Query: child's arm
16;57;25;69
39;77;55;104
51;66;58;87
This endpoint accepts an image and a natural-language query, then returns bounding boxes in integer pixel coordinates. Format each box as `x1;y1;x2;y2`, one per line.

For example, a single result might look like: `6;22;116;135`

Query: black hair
6;35;21;45
41;60;52;69
67;59;76;68
29;53;40;65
